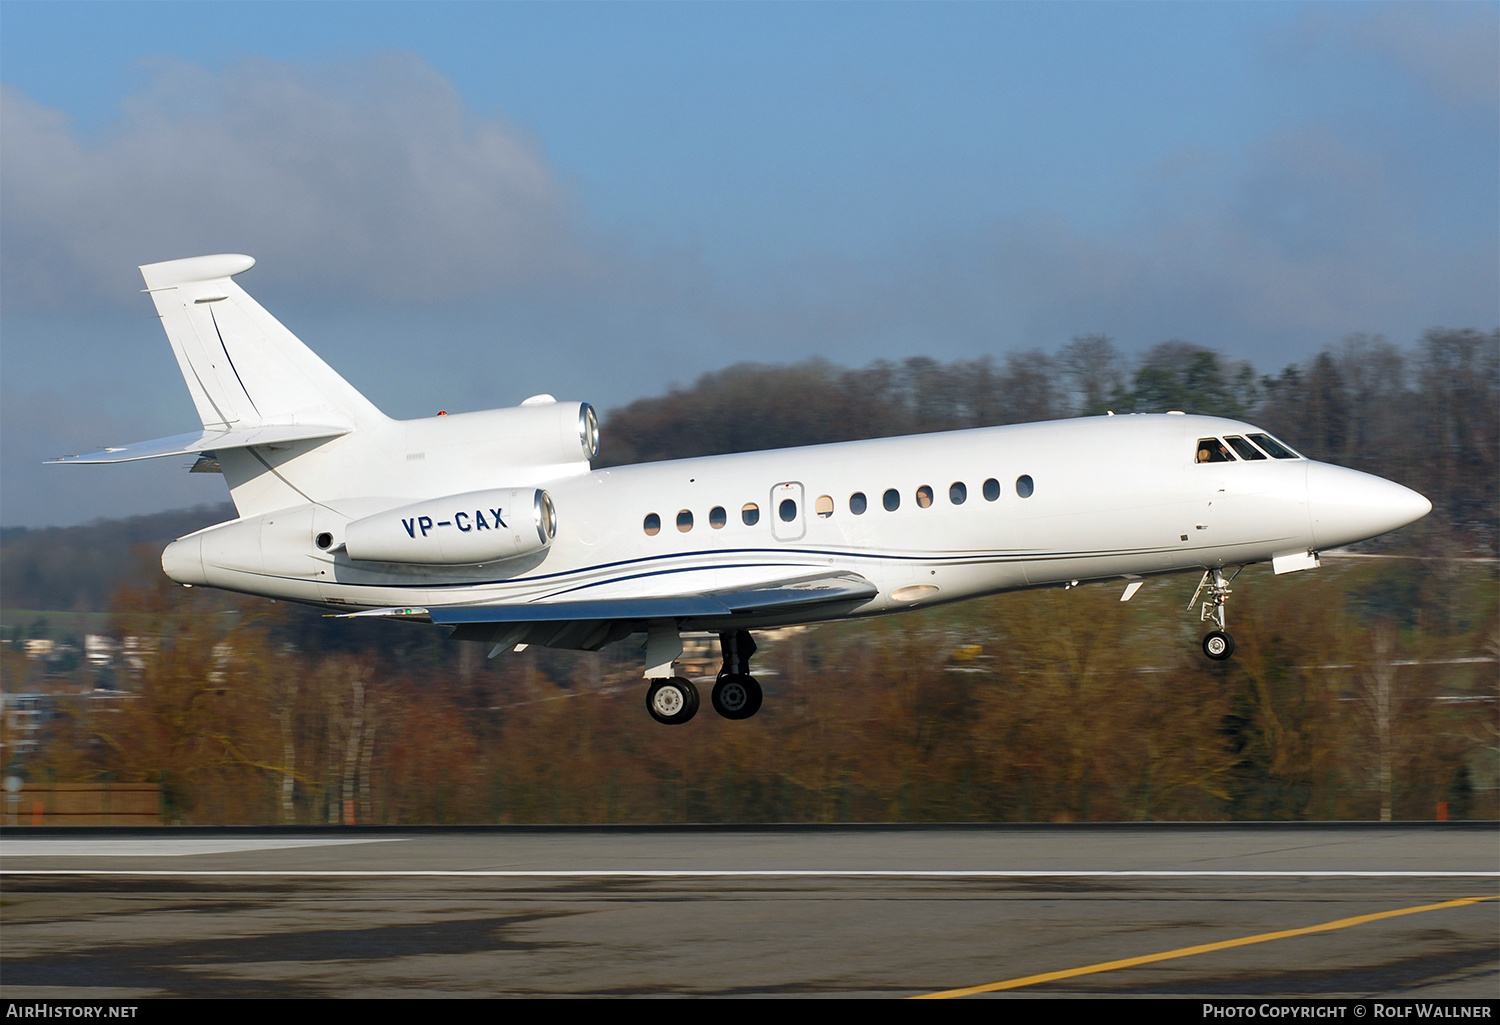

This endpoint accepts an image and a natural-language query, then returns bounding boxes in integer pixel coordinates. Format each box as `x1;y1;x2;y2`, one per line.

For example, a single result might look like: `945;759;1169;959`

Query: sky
2;1;1496;527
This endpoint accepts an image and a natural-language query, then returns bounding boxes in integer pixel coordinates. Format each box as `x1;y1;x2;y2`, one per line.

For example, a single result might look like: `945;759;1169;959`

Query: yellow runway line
915;894;1499;999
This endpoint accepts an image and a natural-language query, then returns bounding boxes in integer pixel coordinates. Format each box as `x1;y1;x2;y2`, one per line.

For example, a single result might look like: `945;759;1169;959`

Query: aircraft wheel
646;677;699;725
711;674;763;720
1203;630;1235;661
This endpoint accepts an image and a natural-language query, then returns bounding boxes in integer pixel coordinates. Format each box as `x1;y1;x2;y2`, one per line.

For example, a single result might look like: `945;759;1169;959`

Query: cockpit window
1195;438;1235;463
1247;432;1300;459
1224;435;1267;461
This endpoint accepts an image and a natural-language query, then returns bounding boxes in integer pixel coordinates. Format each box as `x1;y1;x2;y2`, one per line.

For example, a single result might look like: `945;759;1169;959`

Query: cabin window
883;488;901;512
949;482;967;505
850;492;867;514
779;498;797;523
1248;432;1299;459
741;503;760;526
983;478;1000;501
1195;438;1235;463
1016;475;1034;498
643;513;661;536
1225;435;1267;461
677;509;694;532
815;494;834;518
915;485;934;508
709;506;727;528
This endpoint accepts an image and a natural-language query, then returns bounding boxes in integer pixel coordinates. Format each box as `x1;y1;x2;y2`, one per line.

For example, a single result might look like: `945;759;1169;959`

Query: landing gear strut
712;629;763;720
1189;567;1240;661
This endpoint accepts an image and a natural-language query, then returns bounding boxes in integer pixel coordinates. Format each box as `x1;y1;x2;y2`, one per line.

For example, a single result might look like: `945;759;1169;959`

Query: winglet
139;254;256;290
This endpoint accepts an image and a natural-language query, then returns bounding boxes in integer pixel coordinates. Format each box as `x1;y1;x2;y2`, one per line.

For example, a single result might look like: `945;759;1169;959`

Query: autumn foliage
13;554;1493;825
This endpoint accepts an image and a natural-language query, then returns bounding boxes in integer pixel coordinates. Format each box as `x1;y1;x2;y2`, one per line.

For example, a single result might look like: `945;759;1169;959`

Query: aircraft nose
1306;462;1431;548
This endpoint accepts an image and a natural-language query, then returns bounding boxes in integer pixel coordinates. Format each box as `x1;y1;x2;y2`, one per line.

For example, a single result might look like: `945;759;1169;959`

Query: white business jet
52;255;1432;725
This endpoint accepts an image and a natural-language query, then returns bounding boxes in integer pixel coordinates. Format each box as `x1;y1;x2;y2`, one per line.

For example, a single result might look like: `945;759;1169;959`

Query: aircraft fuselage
160;411;1425;630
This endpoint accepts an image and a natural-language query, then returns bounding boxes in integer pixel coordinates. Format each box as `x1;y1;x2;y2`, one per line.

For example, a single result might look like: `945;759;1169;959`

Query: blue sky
2;2;1496;526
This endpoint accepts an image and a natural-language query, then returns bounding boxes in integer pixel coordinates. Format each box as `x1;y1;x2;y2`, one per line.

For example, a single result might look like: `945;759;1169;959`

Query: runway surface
2;825;1495;998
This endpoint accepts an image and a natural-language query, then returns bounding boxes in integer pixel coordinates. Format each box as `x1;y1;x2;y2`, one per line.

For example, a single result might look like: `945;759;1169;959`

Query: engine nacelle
402;399;599;473
344;488;557;565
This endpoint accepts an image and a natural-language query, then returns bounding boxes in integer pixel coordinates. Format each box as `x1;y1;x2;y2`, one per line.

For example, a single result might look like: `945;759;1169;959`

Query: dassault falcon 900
52;255;1433;725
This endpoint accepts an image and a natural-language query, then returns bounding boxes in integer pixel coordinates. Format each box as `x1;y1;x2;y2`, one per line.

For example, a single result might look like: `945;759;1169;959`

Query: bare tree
1059;334;1124;416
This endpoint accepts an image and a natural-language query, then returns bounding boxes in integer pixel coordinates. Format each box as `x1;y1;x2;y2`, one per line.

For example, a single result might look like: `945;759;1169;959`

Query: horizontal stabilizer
341;571;879;625
48;423;351;464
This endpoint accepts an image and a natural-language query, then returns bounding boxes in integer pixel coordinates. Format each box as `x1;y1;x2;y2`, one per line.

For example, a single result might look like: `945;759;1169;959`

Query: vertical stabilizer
139;255;385;432
138;255;392;519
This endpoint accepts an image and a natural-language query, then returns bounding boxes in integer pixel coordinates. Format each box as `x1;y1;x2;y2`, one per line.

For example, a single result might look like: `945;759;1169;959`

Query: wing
340;570;879;626
47;424;350;464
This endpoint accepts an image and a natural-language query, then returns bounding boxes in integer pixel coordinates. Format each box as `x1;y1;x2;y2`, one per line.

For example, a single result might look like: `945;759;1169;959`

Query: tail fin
139;255;384;431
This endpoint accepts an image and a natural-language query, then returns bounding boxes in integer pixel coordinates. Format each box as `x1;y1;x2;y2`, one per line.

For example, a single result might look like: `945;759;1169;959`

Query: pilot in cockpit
1196;439;1233;463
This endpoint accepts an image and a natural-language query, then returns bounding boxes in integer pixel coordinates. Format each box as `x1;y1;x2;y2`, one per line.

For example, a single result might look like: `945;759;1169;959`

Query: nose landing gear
1189;567;1240;661
1202;630;1235;660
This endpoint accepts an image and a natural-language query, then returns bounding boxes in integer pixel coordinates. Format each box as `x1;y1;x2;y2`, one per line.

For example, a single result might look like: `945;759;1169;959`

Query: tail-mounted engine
402;399;599;478
344;487;557;565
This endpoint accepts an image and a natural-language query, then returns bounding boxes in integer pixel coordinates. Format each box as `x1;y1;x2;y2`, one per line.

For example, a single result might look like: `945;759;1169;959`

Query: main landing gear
1189;567;1240;661
640;628;763;725
646;677;700;726
711;629;763;720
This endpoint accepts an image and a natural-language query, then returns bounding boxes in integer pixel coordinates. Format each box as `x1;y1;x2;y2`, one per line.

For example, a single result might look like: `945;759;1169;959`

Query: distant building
85;634;117;667
1;692;47;757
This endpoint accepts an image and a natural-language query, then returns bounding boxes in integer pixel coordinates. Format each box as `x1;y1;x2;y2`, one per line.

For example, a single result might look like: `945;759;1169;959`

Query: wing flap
48;423;351;464
709;571;879;613
429;595;731;624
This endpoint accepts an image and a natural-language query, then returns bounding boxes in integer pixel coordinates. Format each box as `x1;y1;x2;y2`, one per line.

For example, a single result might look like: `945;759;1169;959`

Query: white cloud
1;53;587;309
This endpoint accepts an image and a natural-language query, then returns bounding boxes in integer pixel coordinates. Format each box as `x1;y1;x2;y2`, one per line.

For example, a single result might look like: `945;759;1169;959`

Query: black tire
646;677;700;725
1203;630;1235;661
711;674;763;720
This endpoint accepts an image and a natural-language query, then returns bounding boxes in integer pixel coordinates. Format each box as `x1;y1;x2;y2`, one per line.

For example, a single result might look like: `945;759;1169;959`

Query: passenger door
770;481;806;541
